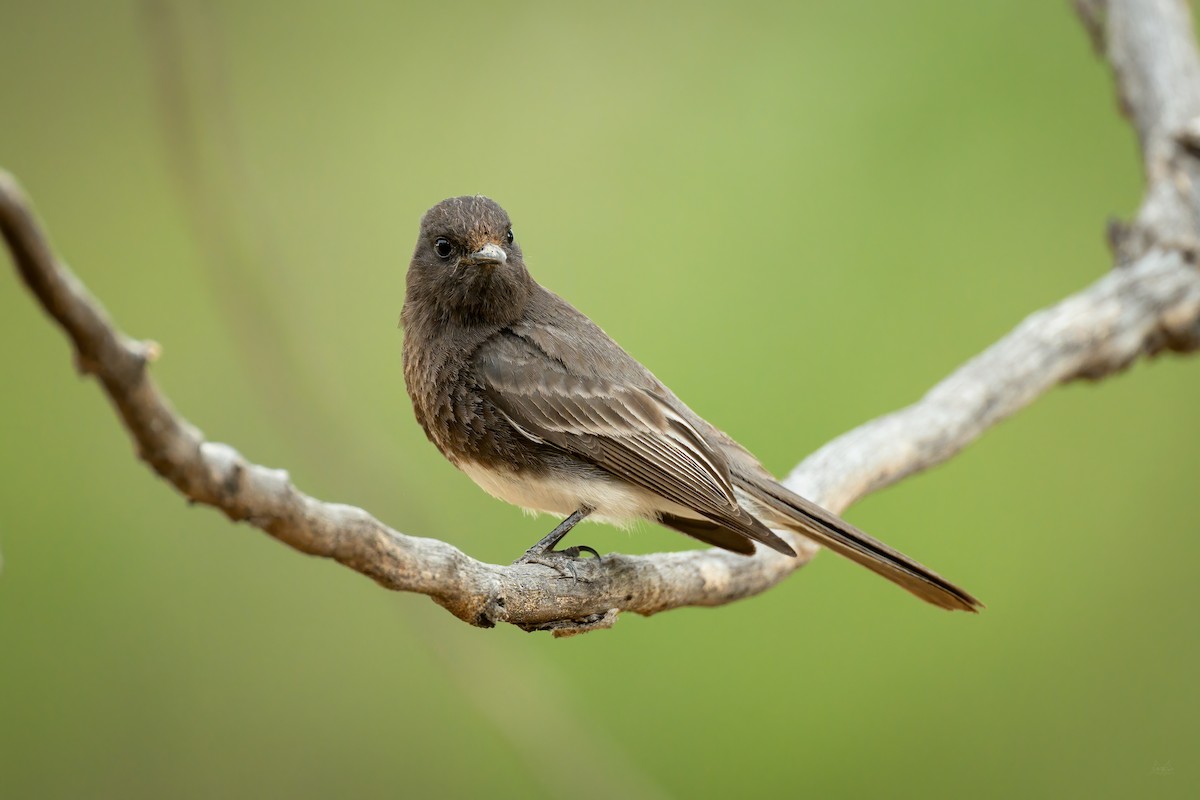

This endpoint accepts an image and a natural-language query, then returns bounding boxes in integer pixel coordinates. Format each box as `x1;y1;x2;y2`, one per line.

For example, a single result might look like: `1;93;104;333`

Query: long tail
733;474;983;612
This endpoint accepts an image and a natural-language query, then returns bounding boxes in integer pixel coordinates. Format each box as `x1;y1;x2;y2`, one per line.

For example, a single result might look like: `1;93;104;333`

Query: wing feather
475;333;795;556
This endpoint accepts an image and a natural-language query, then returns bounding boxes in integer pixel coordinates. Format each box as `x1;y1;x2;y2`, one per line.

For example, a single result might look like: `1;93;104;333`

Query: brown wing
475;333;795;556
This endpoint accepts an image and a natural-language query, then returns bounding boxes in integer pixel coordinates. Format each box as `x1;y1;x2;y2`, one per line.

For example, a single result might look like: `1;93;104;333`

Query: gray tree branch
4;0;1199;635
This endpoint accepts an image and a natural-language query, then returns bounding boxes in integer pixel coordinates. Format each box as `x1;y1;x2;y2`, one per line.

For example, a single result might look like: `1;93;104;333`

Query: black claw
560;545;602;561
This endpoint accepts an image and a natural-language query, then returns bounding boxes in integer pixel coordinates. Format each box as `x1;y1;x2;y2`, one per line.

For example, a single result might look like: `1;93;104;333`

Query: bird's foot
513;545;602;583
511;507;600;582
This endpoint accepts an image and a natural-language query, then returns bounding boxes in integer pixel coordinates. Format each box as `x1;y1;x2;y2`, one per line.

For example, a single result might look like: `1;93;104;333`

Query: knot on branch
1174;116;1200;157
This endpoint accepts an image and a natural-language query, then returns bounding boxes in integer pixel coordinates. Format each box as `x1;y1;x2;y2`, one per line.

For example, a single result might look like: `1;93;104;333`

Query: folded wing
476;332;796;556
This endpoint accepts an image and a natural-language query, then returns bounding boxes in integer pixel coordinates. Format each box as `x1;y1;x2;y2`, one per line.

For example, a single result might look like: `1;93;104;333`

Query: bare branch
1;169;820;635
801;0;1200;510
2;0;1199;635
1080;0;1200;252
789;249;1200;512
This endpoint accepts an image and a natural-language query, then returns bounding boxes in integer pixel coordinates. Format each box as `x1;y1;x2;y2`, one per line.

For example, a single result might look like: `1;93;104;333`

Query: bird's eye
505;229;514;245
434;238;453;259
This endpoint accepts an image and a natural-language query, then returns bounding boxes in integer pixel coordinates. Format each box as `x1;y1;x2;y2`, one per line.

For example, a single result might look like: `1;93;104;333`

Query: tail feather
658;513;758;555
733;474;983;613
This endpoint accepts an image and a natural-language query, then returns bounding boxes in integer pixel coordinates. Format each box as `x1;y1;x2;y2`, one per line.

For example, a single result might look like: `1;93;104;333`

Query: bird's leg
513;506;600;581
520;507;595;557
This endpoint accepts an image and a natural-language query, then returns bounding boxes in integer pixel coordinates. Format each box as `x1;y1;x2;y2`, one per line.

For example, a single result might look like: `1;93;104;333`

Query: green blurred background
2;1;1197;797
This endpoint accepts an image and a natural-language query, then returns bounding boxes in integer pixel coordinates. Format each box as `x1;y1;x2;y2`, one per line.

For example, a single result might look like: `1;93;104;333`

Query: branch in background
139;0;396;481
3;0;1199;635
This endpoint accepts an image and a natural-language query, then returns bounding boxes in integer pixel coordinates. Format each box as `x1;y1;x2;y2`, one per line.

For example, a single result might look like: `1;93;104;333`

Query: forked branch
3;0;1199;635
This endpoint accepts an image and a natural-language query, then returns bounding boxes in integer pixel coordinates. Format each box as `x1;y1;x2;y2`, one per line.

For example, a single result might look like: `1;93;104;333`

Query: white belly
458;461;702;527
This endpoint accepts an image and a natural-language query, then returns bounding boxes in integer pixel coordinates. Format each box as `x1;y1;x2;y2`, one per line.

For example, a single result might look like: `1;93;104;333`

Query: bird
401;195;981;612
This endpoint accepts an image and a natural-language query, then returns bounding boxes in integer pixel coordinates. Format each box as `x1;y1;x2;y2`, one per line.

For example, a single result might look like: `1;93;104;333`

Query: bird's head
406;195;534;326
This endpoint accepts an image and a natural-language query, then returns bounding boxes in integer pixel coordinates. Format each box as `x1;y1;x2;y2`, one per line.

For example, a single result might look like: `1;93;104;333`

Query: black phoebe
402;196;981;612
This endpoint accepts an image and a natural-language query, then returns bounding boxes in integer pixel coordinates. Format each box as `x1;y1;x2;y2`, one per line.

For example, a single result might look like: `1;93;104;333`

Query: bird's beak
461;242;507;266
